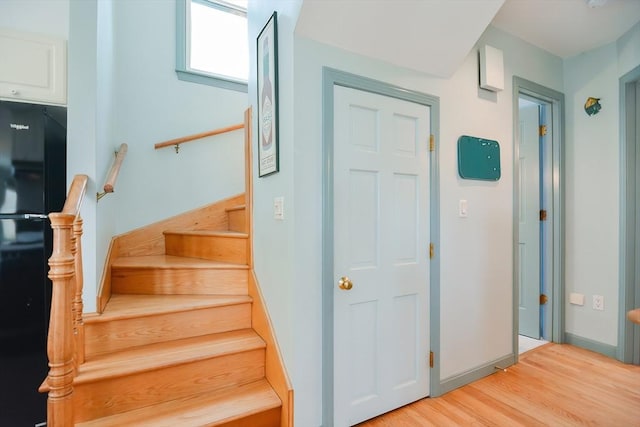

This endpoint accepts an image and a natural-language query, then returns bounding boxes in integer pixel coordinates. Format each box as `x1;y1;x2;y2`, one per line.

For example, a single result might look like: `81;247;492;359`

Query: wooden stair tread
112;255;249;269
164;229;248;238
75;379;280;427
76;329;264;385
85;294;252;323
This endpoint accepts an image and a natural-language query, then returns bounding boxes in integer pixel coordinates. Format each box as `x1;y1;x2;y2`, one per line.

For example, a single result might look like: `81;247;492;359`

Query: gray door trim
321;67;441;426
512;77;566;358
619;64;640;364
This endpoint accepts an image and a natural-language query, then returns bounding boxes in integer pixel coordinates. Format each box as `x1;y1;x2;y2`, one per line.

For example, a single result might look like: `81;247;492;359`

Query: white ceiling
295;0;640;78
492;0;640;58
295;0;506;78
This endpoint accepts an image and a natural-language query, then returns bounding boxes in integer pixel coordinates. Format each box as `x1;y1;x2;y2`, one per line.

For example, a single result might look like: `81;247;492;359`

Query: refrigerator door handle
24;214;49;220
0;213;49;220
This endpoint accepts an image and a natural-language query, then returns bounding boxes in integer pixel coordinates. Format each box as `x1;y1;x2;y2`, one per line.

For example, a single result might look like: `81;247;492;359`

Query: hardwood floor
358;343;640;426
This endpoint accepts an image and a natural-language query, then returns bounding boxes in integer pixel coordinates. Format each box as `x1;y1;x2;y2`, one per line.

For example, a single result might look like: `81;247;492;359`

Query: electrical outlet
592;295;604;311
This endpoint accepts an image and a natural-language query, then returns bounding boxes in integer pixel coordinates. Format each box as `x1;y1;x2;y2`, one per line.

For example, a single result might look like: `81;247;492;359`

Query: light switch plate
459;199;468;218
274;197;284;220
569;293;584;306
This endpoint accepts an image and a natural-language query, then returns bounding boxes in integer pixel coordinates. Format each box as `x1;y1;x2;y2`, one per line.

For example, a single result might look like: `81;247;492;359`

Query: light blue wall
618;22;640;78
109;0;247;235
67;0;99;312
246;3;564;419
247;0;303;412
95;0;116;313
5;1;639;423
0;0;68;37
90;0;247;310
563;22;640;348
2;0;249;312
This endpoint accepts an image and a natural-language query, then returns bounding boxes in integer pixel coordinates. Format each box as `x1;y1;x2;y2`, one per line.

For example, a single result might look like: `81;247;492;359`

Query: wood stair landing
74;205;282;426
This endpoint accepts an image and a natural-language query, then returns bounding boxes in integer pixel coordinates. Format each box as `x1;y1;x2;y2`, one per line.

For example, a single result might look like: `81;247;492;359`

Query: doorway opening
513;77;565;357
619;65;640;365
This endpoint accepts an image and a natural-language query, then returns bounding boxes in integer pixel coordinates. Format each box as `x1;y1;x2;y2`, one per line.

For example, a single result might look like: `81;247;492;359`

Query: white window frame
176;0;248;92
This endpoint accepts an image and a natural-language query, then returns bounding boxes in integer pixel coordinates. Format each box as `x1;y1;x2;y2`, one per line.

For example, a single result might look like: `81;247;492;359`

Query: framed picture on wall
257;11;279;177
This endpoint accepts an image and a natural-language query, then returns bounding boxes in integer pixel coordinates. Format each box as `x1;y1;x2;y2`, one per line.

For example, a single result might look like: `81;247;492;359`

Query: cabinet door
0;29;66;105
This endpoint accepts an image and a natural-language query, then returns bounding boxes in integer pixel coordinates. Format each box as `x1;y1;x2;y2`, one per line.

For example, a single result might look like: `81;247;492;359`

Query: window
176;0;248;92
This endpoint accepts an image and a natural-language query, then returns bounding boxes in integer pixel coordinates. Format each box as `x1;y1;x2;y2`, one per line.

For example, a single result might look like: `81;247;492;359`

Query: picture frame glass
257;12;278;177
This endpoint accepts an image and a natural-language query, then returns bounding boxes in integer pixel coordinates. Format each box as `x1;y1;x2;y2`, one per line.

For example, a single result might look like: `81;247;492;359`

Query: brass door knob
338;276;353;290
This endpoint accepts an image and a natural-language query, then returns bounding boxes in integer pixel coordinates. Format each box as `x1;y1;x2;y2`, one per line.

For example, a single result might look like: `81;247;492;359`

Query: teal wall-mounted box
457;135;501;181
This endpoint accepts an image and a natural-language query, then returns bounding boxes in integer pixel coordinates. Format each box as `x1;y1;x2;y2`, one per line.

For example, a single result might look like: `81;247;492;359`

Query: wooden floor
358;343;640;426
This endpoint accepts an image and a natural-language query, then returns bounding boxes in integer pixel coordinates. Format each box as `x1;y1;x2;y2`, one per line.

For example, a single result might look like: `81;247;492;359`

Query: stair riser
227;208;247;233
111;268;248;295
165;234;247;264
222;407;281;427
74;349;266;422
85;304;252;358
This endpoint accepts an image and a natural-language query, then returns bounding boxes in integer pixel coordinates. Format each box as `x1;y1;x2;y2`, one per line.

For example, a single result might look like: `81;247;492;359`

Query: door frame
516;95;546;339
321;68;441;426
512;77;566;357
619;64;640;364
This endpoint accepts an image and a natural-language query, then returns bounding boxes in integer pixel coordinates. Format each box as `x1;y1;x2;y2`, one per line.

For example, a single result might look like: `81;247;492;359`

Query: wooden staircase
42;109;292;426
44;201;287;426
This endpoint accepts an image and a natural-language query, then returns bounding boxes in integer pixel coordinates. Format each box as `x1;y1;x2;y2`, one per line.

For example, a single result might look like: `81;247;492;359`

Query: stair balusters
45;174;88;427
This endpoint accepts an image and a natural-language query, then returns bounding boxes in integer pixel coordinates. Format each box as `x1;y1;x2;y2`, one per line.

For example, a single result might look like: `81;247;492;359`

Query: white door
333;86;430;426
518;101;540;339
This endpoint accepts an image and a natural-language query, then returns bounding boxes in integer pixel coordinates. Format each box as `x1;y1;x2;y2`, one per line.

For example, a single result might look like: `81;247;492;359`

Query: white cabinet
0;28;67;105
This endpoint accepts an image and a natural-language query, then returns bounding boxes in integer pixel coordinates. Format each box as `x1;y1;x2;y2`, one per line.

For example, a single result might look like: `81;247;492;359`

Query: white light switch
459;200;468;218
569;293;584;306
274;197;284;220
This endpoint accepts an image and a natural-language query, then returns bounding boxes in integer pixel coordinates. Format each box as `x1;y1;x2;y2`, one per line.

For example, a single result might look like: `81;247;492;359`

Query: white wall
563;21;640;348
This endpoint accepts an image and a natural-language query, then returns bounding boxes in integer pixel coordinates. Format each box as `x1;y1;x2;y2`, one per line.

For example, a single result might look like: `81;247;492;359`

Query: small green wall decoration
457;135;501;181
584;97;602;116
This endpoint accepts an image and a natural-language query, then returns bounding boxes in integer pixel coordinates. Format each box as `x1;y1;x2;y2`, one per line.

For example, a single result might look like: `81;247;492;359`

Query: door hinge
540;209;547;221
540;294;549;305
429;243;434;259
539;125;548;137
429;351;434;368
429;134;435;152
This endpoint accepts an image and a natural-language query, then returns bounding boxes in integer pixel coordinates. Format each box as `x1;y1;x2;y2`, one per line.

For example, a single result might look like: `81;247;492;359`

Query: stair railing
46;174;89;427
97;143;128;201
154;123;244;153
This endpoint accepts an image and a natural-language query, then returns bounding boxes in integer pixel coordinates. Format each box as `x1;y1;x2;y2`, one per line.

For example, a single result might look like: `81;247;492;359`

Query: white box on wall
479;44;504;92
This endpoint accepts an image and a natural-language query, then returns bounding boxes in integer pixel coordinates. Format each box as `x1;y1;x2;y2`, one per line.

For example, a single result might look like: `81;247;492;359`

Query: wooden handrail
46;174;88;427
154;123;243;153
97;143;128;201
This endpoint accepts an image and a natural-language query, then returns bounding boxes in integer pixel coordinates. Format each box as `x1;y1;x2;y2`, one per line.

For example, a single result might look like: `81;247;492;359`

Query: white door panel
334;86;430;426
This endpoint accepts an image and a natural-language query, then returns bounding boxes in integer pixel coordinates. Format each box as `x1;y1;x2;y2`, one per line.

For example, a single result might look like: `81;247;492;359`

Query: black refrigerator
0;100;67;426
